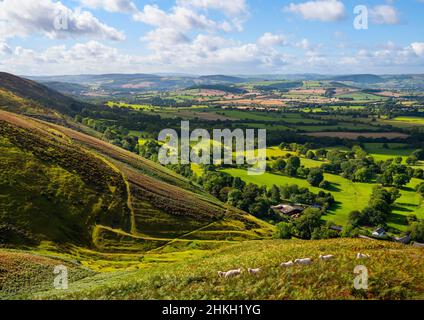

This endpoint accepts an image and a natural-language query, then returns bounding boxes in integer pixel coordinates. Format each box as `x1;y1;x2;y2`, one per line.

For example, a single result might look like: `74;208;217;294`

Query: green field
363;143;415;162
336;92;387;102
221;167;424;230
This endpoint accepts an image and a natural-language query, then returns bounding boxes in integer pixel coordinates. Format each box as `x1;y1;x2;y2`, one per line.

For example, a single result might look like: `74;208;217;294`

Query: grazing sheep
218;268;242;278
294;258;312;265
319;254;335;261
280;261;294;267
357;253;370;259
248;268;261;274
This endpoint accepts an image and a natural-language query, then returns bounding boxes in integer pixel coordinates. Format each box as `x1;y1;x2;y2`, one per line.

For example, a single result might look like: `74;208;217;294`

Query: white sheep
218;268;242;278
248;268;261;274
280;261;294;267
357;253;370;259
319;254;335;261
294;258;312;265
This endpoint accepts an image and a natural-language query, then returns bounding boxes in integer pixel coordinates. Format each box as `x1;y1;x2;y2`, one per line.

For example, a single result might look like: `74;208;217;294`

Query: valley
1;71;424;300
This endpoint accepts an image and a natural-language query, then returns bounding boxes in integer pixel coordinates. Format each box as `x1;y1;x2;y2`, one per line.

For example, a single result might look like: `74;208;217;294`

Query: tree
272;158;286;172
406;156;418;166
306;150;316;160
393;173;410;188
319;180;331;190
378;170;393;186
232;177;246;191
285;156;301;176
292;208;323;239
354;167;373;183
274;222;292;239
416;182;424;196
307;168;324;187
316;149;328;159
412;149;424;160
341;224;360;238
227;189;242;207
219;187;232;202
249;198;270;218
269;185;281;204
409;220;424;242
279;142;289;150
348;210;365;227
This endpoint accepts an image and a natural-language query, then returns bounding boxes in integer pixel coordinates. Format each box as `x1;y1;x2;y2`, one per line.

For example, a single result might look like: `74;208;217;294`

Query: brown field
215;99;286;106
303;131;410;139
122;82;155;89
290;88;326;95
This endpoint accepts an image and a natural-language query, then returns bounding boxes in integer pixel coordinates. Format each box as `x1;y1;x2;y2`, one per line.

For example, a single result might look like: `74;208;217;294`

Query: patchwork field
303;132;410;139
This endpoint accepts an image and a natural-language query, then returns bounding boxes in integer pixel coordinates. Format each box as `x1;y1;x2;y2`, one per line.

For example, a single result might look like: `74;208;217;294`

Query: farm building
372;228;386;238
271;204;306;217
394;235;411;244
329;225;343;233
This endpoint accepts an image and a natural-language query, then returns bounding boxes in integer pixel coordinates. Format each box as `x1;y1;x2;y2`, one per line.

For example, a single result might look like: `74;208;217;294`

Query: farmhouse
372;228;386;238
272;204;305;217
394;235;411;244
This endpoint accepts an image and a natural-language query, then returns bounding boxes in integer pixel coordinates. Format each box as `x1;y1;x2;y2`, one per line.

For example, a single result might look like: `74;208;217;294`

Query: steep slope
0;110;273;252
0;72;85;116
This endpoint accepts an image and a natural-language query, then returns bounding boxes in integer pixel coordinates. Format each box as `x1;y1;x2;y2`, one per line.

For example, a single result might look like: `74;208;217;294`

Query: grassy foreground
4;239;423;300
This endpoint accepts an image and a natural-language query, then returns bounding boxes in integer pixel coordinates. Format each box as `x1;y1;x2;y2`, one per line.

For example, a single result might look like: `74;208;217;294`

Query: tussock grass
27;239;424;300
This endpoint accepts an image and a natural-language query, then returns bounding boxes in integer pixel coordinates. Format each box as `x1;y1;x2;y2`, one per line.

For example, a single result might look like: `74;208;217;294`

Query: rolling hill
0;110;273;251
0;72;86;116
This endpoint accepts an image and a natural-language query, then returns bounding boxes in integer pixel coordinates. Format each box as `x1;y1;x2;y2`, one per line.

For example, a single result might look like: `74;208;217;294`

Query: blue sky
0;0;423;75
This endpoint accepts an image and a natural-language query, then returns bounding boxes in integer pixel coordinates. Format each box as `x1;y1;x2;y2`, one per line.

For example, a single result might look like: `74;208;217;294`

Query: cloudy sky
0;0;423;75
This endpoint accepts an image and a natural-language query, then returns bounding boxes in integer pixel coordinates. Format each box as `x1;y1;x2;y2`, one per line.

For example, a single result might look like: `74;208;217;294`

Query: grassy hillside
5;239;422;300
0;110;273;256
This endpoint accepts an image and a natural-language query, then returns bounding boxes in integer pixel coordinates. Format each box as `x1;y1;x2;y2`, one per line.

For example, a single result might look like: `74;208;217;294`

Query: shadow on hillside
327;182;341;192
387;212;408;226
393;205;415;213
325;201;342;217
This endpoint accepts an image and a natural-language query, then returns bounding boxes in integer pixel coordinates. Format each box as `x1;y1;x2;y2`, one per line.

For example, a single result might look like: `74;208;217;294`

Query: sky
0;0;424;75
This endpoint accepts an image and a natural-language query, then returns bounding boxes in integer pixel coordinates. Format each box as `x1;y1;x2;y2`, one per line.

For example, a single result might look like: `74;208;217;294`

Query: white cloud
0;42;12;55
370;5;400;25
257;33;287;47
80;0;139;14
411;42;424;57
141;28;191;50
134;5;231;32
295;39;311;50
176;0;247;15
284;0;346;22
0;0;125;41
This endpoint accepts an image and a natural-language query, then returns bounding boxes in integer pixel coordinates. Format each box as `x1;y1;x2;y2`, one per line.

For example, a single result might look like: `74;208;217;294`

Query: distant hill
41;81;88;96
254;81;303;91
0;72;86;116
188;84;247;94
330;74;384;84
198;75;246;84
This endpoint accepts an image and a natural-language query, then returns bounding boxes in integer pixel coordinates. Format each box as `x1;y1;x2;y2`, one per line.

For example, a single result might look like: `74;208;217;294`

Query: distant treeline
188;84;248;94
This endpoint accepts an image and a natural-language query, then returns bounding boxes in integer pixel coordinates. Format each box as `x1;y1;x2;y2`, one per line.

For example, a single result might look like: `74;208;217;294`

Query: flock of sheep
218;253;371;279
